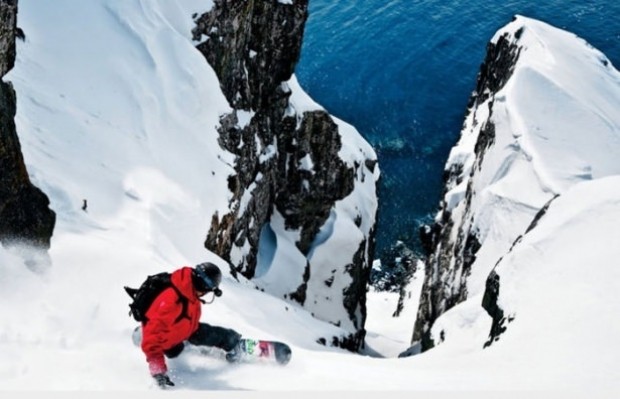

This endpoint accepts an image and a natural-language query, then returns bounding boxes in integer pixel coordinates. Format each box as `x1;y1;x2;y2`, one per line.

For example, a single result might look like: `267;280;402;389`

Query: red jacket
141;267;202;375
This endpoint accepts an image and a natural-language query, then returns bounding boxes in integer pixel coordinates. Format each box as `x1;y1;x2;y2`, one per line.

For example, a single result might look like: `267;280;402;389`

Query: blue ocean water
296;0;620;262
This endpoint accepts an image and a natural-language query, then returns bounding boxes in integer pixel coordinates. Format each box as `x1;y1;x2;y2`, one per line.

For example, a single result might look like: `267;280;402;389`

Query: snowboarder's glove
153;373;175;388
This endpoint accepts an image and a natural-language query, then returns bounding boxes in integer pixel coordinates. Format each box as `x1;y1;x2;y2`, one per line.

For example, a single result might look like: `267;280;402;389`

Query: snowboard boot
225;338;243;363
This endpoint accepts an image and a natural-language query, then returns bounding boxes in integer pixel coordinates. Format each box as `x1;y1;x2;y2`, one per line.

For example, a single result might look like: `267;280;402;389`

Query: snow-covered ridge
413;15;620;351
449;14;620;290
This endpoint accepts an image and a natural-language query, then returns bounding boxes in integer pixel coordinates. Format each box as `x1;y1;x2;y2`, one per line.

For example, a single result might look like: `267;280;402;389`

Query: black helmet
192;262;222;294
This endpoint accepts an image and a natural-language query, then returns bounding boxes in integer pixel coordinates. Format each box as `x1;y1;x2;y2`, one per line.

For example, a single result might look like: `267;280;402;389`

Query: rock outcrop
0;0;55;264
411;15;620;352
193;0;379;350
412;23;524;351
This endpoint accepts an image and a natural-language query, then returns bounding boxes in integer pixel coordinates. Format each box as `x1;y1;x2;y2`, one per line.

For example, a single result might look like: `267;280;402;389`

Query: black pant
164;323;241;359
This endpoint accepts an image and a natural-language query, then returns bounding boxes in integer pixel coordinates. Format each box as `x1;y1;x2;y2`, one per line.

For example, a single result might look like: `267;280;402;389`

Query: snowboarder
135;262;243;389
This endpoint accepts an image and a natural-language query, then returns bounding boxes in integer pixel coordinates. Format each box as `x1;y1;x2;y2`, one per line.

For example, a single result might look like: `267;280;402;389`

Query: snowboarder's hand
153;373;175;388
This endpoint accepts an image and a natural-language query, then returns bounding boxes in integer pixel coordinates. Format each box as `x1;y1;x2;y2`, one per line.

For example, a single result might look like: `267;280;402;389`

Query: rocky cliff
411;15;620;351
193;0;379;350
0;0;55;266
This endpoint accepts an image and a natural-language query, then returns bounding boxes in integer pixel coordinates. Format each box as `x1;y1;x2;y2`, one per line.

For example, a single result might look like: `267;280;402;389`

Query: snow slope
1;2;619;394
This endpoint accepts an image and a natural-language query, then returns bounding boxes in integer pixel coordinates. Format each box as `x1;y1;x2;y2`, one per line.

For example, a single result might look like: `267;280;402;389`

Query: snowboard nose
132;326;142;346
274;343;292;365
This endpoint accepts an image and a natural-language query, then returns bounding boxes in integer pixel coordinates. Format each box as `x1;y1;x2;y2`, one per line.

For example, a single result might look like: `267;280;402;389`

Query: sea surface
296;0;620;262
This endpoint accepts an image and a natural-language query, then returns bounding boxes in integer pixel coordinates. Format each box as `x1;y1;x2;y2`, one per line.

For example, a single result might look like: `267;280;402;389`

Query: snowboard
132;327;292;366
229;338;292;366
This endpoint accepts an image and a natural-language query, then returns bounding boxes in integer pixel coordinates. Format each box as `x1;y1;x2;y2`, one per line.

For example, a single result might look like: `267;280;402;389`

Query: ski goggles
195;267;223;297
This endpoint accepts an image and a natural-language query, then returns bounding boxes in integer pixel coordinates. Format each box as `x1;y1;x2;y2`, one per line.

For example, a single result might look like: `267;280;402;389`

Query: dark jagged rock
0;1;17;77
192;0;308;111
370;240;417;295
289;260;310;305
0;82;55;249
524;194;560;234
481;194;559;346
274;110;355;255
195;0;377;350
481;270;506;347
411;21;524;352
467;26;523;109
383;241;419;319
340;239;372;349
0;0;56;262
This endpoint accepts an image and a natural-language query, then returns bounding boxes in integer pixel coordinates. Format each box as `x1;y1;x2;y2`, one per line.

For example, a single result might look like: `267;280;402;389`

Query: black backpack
124;272;188;324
